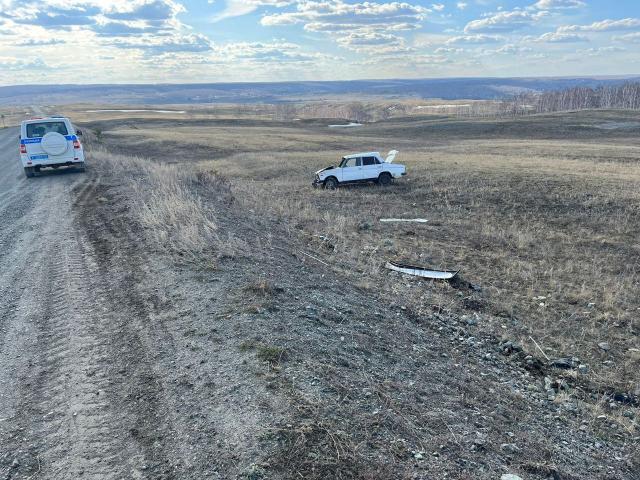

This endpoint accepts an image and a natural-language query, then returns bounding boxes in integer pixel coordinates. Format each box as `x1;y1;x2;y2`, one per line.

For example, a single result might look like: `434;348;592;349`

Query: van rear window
26;121;68;138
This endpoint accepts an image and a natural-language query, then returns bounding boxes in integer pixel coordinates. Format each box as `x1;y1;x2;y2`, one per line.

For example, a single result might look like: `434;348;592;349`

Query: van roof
21;116;70;125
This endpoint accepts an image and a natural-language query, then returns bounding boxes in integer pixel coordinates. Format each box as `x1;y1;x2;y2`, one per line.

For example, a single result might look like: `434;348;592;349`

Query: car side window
362;156;377;166
344;157;361;167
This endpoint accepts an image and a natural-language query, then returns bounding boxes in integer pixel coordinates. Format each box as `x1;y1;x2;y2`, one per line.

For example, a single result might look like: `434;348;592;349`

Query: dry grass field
72;107;640;478
85;109;640;393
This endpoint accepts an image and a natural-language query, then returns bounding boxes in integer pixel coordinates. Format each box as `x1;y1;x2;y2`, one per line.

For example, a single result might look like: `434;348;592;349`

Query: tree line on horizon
267;82;640;122
500;82;640;116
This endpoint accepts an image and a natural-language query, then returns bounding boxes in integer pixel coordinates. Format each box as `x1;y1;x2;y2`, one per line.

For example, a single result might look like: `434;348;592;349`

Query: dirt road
0;127;145;478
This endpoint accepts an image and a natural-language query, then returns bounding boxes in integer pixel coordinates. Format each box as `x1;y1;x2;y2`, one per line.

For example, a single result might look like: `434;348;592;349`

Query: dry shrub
268;417;392;480
88;147;244;261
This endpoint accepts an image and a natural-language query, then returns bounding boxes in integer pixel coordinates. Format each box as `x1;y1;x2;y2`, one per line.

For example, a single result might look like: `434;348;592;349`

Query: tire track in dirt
71;162;292;478
73;177;214;478
14;228;132;478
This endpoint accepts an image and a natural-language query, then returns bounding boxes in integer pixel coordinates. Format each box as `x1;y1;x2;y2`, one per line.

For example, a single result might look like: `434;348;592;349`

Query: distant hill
1;76;639;105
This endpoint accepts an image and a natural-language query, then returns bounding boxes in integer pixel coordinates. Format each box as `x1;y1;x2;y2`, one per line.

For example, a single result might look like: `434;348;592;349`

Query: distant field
83;108;640;402
2;76;640;106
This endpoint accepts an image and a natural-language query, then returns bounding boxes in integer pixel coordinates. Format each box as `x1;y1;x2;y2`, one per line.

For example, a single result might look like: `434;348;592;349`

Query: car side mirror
76;129;83;136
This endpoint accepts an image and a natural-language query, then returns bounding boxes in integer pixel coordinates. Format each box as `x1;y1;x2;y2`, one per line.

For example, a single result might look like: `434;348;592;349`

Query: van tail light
20;144;27;154
73;140;81;149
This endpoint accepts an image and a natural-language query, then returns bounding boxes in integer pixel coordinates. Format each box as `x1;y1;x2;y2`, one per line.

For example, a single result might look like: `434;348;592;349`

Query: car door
340;157;361;182
361;156;382;179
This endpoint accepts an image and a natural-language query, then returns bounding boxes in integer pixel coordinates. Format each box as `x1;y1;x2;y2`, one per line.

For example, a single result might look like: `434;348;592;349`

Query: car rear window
26;121;68;138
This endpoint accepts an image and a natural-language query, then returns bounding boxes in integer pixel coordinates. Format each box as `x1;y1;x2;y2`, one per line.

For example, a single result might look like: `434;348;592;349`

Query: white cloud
0;57;51;70
456;2;467;10
580;46;626;56
0;0;217;56
559;18;640;32
493;44;533;55
336;31;409;53
536;31;589;42
614;32;640;43
446;34;504;45
213;41;332;63
464;10;548;34
261;1;429;31
109;33;213;54
211;0;292;23
432;3;444;12
435;46;463;54
533;0;585;10
260;0;428;55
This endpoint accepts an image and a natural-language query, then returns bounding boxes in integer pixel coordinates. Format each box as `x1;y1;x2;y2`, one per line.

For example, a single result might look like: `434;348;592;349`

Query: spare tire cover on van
41;132;68;156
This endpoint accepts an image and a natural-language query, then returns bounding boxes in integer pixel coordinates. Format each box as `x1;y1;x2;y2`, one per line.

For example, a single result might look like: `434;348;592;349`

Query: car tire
324;177;338;190
378;172;392;186
24;167;35;178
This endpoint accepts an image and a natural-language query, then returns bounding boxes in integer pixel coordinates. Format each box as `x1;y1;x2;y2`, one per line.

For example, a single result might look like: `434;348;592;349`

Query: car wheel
378;172;392;186
324;177;338;190
24;167;35;178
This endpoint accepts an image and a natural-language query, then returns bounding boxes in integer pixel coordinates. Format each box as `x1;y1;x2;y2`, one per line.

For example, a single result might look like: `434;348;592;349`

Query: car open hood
385;150;398;163
315;165;336;175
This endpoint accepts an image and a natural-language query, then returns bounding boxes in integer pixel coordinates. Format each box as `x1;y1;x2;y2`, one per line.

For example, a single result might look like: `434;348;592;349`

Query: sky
0;0;639;85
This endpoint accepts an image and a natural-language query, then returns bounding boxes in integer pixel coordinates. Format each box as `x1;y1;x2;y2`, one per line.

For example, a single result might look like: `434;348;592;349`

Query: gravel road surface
0;127;145;478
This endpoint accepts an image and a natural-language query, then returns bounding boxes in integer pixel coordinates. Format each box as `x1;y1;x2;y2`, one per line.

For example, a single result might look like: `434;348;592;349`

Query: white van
19;117;85;178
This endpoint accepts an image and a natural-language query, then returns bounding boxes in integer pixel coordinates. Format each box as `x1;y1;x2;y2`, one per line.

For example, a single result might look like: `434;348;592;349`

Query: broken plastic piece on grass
328;122;363;128
385;261;459;280
379;218;428;223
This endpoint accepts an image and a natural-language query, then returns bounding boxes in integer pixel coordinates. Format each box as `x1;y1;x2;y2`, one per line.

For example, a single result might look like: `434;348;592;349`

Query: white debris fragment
379;218;428;223
328;122;363;128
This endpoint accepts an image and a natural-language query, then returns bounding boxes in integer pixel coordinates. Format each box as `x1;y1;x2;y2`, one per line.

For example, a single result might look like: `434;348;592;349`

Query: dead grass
239;340;287;365
88;109;640;398
87;146;244;263
244;279;277;297
206;119;639;397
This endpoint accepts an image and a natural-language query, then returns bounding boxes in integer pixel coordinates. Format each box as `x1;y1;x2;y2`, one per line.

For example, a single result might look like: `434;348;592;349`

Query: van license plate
30;154;48;160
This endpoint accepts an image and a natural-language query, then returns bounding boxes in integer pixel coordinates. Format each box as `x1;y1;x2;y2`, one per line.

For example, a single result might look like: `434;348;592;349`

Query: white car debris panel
385;261;459;280
313;150;406;188
379;218;428;223
19;116;85;178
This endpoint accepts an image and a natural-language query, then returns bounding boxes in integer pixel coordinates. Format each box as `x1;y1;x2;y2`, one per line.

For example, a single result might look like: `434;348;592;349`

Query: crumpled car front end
312;166;335;187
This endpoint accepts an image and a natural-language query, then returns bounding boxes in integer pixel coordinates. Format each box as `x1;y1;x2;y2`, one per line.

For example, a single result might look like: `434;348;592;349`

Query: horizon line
2;73;640;89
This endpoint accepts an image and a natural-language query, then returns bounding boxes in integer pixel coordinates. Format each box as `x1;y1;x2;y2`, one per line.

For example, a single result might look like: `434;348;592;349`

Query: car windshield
26;121;68;138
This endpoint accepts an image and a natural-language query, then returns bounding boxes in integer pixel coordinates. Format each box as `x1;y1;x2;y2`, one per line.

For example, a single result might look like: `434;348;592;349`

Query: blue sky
0;0;639;85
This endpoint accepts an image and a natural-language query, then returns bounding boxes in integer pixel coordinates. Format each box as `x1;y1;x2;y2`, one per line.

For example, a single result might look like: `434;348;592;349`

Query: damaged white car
313;150;406;189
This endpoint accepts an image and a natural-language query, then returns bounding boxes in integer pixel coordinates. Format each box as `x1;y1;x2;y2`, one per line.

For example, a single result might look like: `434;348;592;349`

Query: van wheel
324;177;338;190
378;172;392;186
24;167;35;178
